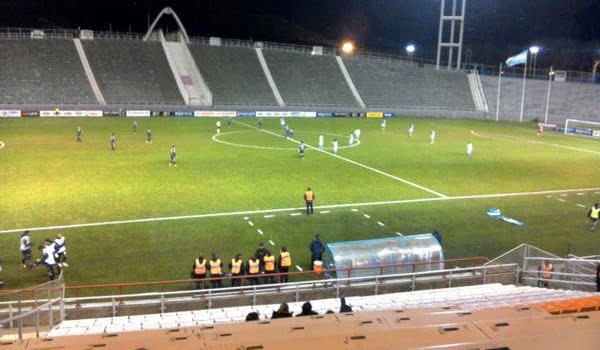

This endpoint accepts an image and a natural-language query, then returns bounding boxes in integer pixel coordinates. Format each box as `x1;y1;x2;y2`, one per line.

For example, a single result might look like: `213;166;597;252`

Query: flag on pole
505;50;528;67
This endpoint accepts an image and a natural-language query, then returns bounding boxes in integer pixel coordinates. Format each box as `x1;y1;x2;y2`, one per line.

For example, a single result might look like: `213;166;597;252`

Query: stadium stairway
262;50;359;108
82;39;183;105
0;39;97;105
47;283;592;337
189;45;279;107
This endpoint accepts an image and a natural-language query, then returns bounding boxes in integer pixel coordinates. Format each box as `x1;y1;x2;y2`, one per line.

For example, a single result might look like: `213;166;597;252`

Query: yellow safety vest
231;259;242;274
542;264;553;279
264;255;275;272
591;207;600;219
305;191;314;201
210;259;222;275
280;252;291;267
248;259;260;274
194;259;206;275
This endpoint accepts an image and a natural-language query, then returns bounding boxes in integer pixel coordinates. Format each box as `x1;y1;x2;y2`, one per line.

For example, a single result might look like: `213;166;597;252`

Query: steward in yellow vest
279;246;292;283
589;203;599;231
539;260;553;288
209;253;223;288
247;255;261;286
304;187;315;215
264;251;276;284
192;255;207;290
229;253;244;287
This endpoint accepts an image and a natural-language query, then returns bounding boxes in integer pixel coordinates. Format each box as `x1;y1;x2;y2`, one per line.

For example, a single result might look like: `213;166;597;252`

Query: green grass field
0;116;598;290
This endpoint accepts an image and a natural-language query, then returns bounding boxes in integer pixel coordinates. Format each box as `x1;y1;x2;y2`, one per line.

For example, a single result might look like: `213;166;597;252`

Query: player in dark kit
110;133;116;150
169;145;177;167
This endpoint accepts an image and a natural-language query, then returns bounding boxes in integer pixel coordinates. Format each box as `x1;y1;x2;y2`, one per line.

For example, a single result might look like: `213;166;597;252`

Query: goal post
564;119;600;138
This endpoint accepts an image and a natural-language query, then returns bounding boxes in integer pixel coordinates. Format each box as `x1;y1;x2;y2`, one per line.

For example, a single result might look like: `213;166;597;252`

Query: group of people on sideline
190;235;327;289
191;244;294;289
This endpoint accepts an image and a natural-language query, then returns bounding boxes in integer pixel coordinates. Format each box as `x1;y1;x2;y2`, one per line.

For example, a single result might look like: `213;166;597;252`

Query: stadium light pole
495;63;504;122
406;44;416;62
529;46;540;78
544;67;554;123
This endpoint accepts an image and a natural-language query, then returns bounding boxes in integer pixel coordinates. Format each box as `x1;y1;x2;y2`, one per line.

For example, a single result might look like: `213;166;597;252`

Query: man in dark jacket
309;235;325;270
297;301;319;317
255;243;268;271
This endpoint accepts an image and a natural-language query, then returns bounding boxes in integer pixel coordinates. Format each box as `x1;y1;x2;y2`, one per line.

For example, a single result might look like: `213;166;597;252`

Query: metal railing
47;257;488;298
57;263;517;320
0;274;65;341
522;257;600;292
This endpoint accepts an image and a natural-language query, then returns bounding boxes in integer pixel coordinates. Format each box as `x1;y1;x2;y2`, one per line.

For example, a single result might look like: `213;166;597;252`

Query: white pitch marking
235;121;448;198
264;214;275;218
363;214;371;219
558;199;566;202
396;232;403;236
596;192;600;194
243;217;249;220
377;221;385;226
248;221;254;226
351;208;358;212
3;187;600;234
560;194;568;197
577;193;584;196
546;195;552;198
295;265;303;271
290;213;302;216
0;141;5;150
470;130;600;156
320;210;331;214
268;240;276;246
576;204;586;208
257;229;264;235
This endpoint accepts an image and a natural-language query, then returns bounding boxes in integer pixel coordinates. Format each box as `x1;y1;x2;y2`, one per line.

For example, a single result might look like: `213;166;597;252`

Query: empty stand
343;56;475;110
262;50;359;107
82;40;183;105
0;39;96;105
190;45;278;106
47;283;592;337
480;75;600;122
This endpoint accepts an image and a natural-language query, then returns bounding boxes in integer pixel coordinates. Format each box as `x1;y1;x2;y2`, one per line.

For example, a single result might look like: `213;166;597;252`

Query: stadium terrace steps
0;39;96;105
262;50;359;107
82;40;183;105
48;283;592;337
343;56;476;111
480;75;600;122
190;45;279;107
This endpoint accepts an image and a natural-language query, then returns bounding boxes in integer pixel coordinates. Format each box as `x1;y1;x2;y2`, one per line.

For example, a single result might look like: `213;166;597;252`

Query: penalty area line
1;187;599;234
0;141;4;150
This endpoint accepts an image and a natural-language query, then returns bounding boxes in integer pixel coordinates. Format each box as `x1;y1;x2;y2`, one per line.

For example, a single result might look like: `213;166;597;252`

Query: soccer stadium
0;1;599;349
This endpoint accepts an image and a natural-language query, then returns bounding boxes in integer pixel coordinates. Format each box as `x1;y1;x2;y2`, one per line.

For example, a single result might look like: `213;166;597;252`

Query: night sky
1;0;598;70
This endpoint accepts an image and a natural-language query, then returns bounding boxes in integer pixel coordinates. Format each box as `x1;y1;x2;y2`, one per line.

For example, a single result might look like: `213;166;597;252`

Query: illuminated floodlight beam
341;41;355;54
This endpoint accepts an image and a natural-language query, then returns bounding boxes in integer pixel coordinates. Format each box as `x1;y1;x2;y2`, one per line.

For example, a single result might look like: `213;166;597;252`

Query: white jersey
299;143;305;152
381;120;386;129
318;135;324;148
430;130;436;143
408;124;414;136
216;121;221;128
20;236;31;251
354;129;361;140
54;237;66;254
280;118;286;126
332;141;339;154
466;143;473;155
349;133;354;145
43;244;57;265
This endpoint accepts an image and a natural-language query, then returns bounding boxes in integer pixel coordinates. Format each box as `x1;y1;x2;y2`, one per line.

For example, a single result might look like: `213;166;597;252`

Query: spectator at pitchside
271;302;293;319
297;301;319;317
309;235;325;270
245;312;260;322
255;243;268;272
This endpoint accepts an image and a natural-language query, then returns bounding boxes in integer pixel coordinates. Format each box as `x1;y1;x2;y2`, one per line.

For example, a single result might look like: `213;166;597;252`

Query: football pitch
0;116;598;290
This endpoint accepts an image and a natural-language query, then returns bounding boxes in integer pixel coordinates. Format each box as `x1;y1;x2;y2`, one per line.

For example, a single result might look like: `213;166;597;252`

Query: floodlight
405;44;416;54
529;46;540;54
341;41;354;54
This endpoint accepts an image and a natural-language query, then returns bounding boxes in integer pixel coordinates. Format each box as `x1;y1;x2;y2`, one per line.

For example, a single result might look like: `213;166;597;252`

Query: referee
304;187;315;215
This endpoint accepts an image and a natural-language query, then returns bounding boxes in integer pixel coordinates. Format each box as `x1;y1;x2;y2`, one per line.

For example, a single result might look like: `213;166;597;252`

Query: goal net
564;119;600;138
